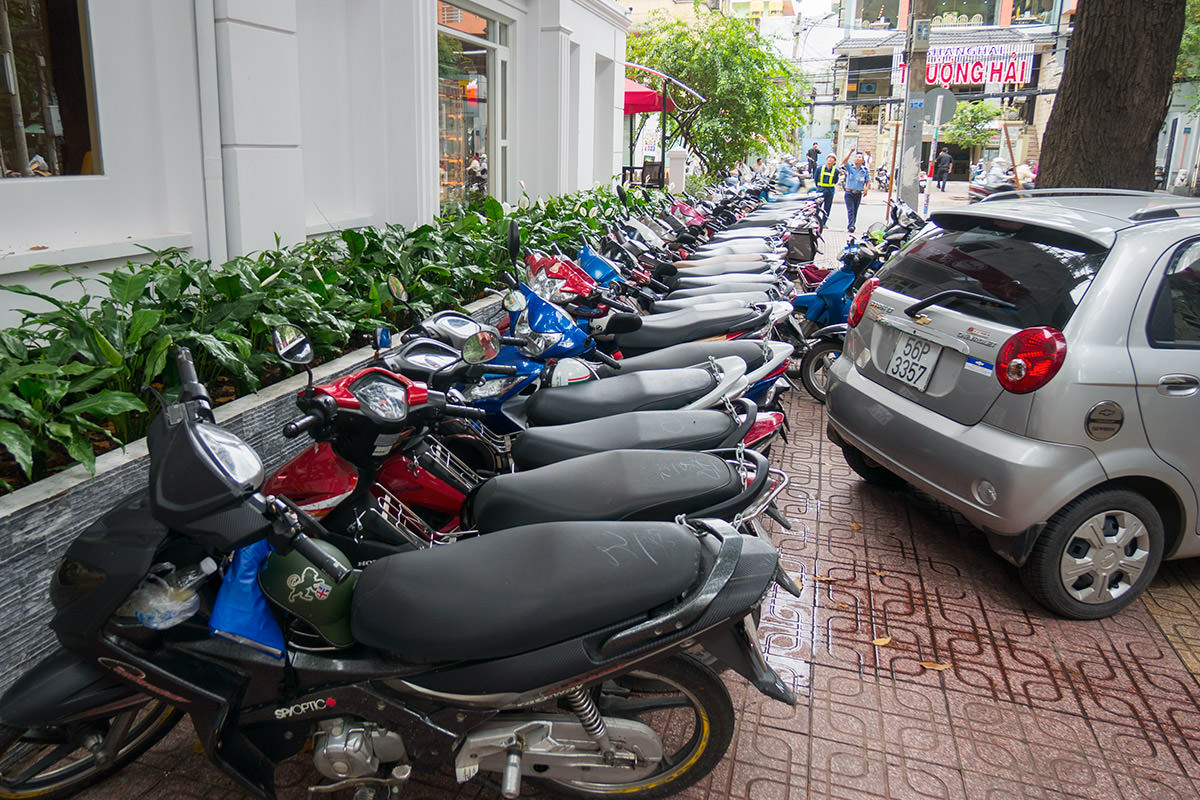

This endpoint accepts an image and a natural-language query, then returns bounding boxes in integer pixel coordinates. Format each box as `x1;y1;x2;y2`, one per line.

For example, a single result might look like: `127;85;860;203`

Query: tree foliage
937;101;1002;149
1176;0;1200;114
626;10;806;173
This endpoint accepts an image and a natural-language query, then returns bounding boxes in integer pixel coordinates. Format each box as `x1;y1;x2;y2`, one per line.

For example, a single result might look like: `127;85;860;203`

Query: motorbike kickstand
305;765;411;800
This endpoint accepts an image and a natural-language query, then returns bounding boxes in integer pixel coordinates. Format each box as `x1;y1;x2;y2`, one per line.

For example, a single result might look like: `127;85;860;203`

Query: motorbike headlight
350;374;409;422
529;271;576;304
514;313;563;357
463;376;526;400
194;422;264;486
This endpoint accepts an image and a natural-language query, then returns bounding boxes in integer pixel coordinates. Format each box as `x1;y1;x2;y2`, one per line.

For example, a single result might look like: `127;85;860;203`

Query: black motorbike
0;348;793;800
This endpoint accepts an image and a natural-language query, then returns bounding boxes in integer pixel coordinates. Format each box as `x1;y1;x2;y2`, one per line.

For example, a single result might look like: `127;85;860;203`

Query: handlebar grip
486;363;520;375
291;532;353;584
444;403;487;419
499;336;524;347
592;349;621;369
283;414;322;439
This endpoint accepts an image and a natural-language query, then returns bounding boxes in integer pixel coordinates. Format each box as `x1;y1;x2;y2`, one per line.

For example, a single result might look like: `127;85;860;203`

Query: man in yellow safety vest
815;154;839;222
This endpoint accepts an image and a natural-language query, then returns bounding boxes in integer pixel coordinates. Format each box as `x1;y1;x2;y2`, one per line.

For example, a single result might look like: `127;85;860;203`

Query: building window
1012;0;1054;24
0;0;99;178
856;1;899;28
932;0;998;26
437;1;508;211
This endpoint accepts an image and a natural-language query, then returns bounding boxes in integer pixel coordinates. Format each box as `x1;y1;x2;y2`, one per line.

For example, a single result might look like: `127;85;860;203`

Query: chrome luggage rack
354;483;471;549
419;437;487;492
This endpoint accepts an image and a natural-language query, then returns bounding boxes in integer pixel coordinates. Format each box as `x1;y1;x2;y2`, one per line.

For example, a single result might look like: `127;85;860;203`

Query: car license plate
885;333;940;391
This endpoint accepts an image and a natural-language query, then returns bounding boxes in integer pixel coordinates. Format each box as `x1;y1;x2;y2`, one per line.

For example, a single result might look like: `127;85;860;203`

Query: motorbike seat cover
615;306;768;353
594;340;767;379
510;409;739;469
652;291;770;313
467;450;741;533
673;260;773;277
525;367;717;426
351;520;701;661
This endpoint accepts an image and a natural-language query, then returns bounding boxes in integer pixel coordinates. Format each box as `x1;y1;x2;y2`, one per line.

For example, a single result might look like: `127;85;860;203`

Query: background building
0;0;629;327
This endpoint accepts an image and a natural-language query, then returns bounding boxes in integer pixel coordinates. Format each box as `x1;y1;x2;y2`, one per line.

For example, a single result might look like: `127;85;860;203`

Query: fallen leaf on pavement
29;245;47;251
918;661;951;671
810;575;840;582
871;636;892;646
870;570;887;578
849;522;862;531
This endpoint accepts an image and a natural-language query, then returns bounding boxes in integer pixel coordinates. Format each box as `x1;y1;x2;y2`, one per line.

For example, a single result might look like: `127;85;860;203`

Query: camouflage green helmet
258;540;357;648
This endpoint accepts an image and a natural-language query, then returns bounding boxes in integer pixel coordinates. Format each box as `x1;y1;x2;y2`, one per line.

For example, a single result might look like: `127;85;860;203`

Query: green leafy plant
938;101;1004;150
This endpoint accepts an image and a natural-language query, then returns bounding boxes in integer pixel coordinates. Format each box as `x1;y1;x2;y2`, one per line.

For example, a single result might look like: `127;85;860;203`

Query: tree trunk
1038;0;1186;190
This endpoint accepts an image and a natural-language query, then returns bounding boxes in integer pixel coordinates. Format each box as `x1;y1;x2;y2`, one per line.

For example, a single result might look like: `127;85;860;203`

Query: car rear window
875;221;1109;329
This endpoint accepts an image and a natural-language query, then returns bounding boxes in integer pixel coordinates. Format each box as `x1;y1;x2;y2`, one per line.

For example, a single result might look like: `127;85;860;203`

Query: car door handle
1157;374;1200;397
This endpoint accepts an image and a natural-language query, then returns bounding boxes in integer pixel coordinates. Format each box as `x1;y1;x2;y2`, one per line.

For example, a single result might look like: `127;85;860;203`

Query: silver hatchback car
825;189;1200;619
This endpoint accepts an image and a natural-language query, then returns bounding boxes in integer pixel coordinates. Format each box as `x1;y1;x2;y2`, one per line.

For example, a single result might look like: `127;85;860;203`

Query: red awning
624;78;675;115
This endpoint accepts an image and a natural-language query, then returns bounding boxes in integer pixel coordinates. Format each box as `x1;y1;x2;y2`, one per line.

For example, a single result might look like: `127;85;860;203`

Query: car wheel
839;444;906;489
1019;488;1164;620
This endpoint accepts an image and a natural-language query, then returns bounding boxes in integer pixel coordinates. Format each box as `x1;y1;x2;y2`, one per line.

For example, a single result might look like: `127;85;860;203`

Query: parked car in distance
825;188;1200;619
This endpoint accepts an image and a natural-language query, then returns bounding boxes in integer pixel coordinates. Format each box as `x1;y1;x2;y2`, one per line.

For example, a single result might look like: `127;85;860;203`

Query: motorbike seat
465;450;743;533
525;366;717;426
614;306;770;355
667;282;780;299
510;409;741;469
673;260;774;277
594;340;768;379
382;337;459;383
351;521;702;661
651;291;770;314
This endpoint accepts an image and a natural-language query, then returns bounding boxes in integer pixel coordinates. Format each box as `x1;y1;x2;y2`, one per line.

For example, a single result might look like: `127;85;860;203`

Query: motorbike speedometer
350;373;409;422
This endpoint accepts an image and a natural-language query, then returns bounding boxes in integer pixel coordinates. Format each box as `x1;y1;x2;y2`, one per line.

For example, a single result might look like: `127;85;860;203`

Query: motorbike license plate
885;333;940;392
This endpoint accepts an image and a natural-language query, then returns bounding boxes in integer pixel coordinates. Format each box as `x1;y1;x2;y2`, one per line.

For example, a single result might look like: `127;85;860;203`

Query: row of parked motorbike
0;176;927;800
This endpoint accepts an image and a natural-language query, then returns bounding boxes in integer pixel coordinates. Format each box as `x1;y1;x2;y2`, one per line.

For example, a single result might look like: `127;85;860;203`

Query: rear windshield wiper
904;289;1017;319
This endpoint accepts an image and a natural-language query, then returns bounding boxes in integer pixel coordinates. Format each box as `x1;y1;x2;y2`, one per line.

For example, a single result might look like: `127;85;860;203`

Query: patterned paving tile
66;382;1200;800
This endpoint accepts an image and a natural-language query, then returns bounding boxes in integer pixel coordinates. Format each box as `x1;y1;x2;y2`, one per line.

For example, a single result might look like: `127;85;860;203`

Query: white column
536;4;574;196
381;0;439;225
213;0;305;254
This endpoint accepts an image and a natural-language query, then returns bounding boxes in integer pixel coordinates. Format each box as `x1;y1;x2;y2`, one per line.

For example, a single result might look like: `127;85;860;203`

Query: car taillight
847;277;880;328
996;326;1066;393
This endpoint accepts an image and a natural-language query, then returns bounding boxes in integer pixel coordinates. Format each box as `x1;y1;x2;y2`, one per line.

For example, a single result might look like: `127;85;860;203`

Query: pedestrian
753;157;766;174
841;149;870;232
806;142;822;176
934;147;953;191
815;154;840;221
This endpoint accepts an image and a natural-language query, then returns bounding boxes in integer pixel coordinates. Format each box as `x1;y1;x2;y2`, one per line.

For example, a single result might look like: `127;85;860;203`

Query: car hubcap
1059;510;1150;605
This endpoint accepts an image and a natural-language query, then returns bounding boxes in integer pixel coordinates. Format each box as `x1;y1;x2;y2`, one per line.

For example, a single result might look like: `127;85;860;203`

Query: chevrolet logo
913;314;933;325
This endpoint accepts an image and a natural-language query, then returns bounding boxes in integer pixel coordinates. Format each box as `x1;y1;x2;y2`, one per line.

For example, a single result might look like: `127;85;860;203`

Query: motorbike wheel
534;655;734;800
799;340;841;404
0;699;181;800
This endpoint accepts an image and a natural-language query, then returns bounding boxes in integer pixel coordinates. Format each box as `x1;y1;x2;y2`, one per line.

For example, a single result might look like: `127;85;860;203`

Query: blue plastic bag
209;539;285;659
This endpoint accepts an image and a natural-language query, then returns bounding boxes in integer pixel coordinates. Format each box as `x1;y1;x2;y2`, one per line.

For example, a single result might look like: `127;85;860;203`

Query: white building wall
0;0;627;327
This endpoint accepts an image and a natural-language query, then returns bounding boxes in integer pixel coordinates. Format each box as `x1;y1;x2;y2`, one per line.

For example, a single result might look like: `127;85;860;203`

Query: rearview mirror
386;275;408;303
507;220;521;264
617;184;628;207
462;329;501;364
273;324;313;366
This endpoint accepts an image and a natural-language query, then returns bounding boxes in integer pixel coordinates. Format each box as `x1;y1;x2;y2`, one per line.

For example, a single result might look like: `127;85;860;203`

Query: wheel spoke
1118;551;1149;582
1075;518;1108;550
1112;515;1145;550
1060;556;1095;583
4;742;77;786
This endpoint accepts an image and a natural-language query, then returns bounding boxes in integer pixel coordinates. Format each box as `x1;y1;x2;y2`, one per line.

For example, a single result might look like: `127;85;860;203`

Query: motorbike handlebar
270;495;353;584
474;362;519;376
175;347;199;385
591;348;621;369
283;413;323;439
444;403;487;419
499;336;525;347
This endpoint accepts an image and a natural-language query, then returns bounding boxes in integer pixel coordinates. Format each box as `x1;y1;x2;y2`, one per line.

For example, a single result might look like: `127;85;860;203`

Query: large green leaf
126;309;163;351
86;326;125;368
482;197;504;221
108;270;153;306
46;421;96;474
342;229;367;258
62;390;147;418
0;420;34;478
142;334;173;386
67;366;123;396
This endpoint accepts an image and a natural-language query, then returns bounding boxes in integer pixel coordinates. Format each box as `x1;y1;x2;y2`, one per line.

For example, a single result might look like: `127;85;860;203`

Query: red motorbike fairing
375;455;465;517
264;442;357;517
745;412;785;448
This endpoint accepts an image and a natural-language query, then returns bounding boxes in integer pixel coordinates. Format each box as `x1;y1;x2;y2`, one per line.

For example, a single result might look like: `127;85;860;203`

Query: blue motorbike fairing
577;244;624;286
508;283;591;359
790;264;856;328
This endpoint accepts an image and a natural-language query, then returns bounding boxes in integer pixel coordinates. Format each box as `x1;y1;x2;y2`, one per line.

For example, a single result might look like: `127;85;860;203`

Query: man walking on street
841;149;870;232
806;142;822;177
935;148;953;191
815;154;839;222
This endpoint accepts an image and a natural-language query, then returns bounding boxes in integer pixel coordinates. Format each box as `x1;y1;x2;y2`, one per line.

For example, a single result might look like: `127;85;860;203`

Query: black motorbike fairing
524;367;717;426
614;306;770;355
593;340;768;379
350;521;702;661
509;409;742;469
48;493;169;650
464;450;742;532
383;337;459;384
651;291;771;314
402;530;780;697
0;649;142;728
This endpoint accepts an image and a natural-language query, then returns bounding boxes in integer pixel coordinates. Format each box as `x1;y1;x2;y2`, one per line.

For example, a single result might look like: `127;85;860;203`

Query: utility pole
899;0;931;208
0;0;32;177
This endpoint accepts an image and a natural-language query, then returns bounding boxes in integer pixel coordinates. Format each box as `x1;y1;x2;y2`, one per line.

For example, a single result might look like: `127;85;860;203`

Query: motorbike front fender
810;323;848;343
0;648;142;728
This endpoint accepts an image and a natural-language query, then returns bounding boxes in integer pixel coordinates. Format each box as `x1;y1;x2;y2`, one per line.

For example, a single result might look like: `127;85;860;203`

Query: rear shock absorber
564;687;615;760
